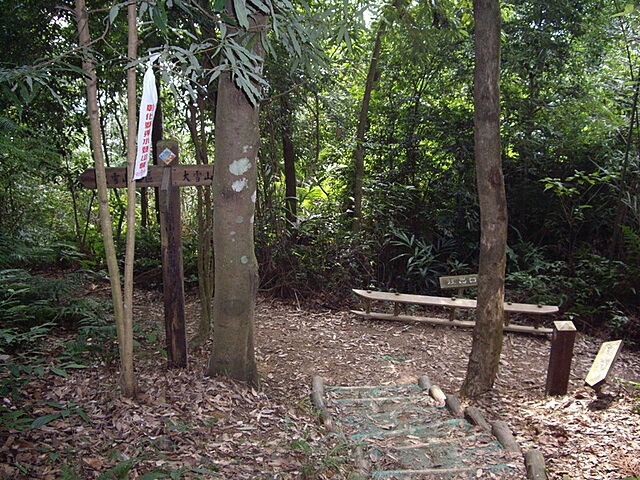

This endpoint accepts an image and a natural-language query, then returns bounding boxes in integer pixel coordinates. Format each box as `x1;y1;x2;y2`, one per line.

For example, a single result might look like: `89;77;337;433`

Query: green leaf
233;0;250;29
139;472;169;480
75;408;90;423
50;366;67;377
213;0;229;12
31;413;60;429
61;362;88;369
108;4;121;24
612;3;635;17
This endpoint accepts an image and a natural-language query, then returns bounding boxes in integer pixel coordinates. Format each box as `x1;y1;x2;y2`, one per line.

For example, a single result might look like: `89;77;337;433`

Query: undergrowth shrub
0;269;105;328
61;316;118;367
506;239;640;344
505;240;566;304
258;211;376;301
385;228;471;294
134;226;163;271
0;235;88;270
0;268;111;362
0;323;55;356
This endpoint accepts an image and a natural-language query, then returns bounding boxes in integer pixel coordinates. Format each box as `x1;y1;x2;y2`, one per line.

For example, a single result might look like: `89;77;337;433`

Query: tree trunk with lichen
461;0;505;399
206;11;265;387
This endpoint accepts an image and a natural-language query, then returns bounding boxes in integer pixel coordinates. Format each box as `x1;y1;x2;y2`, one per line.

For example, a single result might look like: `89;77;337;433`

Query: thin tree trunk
352;20;385;233
461;0;505;398
189;5;217;348
281;95;297;224
610;76;640;258
187;99;214;349
75;0;136;397
121;0;138;398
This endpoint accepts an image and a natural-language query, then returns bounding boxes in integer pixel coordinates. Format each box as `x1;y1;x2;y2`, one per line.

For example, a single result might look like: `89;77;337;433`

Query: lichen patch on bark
229;157;252;176
232;178;248;192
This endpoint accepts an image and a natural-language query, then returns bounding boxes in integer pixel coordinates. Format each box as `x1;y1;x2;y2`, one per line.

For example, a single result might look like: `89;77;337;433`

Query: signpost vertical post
157;139;187;368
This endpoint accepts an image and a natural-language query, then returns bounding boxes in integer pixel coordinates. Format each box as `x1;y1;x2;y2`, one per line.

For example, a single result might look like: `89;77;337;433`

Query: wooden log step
368;467;475;478
525;449;548;480
429;384;447;405
390;433;489;450
311;376;335;432
445;394;465;418
492;420;522;454
465;406;491;431
331;395;432;404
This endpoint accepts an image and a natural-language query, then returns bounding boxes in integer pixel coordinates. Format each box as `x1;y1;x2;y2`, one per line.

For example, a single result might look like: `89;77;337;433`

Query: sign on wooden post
79;164;214;189
585;340;623;391
79;142;213;368
545;321;577;396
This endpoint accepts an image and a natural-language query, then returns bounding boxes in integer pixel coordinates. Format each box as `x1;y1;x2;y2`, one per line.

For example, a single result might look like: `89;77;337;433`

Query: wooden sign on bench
439;274;478;320
439;274;478;290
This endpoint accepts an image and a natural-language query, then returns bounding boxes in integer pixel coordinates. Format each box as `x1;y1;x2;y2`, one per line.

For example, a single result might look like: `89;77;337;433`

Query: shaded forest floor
2;289;640;479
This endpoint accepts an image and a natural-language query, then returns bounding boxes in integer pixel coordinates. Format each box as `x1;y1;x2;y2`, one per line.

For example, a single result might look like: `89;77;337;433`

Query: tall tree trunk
352;18;386;232
75;0;136;397
461;0;505;398
206;10;266;386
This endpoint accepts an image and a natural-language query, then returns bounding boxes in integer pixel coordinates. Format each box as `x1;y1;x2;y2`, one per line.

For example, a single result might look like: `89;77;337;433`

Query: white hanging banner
132;57;159;180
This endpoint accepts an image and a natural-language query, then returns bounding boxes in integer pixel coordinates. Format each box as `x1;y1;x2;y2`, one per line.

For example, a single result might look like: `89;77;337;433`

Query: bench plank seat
352;289;558;335
353;289;559;315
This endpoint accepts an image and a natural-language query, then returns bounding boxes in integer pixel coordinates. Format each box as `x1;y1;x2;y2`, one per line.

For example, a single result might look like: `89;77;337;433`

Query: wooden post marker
157;139;187;368
585;340;623;391
545;320;577;396
79;141;213;368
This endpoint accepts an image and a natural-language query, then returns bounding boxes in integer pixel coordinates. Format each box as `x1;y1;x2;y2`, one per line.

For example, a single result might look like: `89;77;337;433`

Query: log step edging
314;374;548;480
420;375;548;480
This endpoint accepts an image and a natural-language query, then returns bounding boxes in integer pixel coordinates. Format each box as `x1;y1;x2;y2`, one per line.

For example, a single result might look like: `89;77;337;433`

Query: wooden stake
545;321;577;396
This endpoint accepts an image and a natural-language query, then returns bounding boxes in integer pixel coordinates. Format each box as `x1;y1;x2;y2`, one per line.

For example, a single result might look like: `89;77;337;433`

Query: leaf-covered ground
2;290;640;479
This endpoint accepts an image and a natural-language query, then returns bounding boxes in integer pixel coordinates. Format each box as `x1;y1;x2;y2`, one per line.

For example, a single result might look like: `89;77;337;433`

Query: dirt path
255;297;640;479
1;292;639;479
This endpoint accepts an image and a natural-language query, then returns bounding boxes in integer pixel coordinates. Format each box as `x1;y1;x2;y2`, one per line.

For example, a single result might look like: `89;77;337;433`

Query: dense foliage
1;0;639;345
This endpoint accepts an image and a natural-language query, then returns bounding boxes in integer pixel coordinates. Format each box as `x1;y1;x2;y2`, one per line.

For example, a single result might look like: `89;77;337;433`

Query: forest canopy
1;0;640;345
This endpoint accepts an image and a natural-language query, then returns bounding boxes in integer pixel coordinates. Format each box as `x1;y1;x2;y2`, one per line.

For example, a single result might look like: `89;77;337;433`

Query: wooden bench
351;275;558;335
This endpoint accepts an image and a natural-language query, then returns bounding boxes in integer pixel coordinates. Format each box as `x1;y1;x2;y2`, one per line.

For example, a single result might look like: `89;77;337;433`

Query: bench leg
504;312;511;326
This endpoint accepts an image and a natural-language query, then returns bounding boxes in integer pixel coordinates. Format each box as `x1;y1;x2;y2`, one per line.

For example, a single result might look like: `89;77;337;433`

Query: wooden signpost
80;139;213;368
